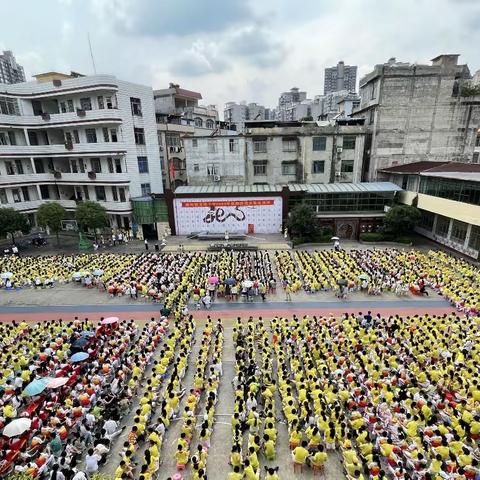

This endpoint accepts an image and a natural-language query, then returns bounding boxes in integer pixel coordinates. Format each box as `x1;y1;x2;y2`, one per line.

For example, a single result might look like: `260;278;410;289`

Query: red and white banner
174;196;283;234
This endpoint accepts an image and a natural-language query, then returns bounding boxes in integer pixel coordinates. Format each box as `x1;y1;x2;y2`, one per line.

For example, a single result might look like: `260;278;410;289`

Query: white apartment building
223;102;269;131
0;72;162;229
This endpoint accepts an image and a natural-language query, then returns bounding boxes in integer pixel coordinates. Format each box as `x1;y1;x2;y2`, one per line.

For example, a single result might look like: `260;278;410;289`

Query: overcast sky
2;0;480;113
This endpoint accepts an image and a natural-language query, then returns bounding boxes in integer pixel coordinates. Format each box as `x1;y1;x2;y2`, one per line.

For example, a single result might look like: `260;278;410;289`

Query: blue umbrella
70;352;89;363
80;331;95;337
23;378;50;397
73;337;89;348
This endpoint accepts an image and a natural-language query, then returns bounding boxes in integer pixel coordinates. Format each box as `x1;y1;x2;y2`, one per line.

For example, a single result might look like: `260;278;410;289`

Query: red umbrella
46;377;69;389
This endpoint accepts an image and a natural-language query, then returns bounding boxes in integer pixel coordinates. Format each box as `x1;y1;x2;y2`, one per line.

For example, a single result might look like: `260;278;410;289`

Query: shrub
360;232;384;242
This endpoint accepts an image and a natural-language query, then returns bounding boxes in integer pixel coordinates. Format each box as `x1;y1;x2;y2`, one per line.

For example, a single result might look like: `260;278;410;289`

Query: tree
76;201;109;241
287;203;319;240
384;205;421;235
37;202;67;246
0;208;30;244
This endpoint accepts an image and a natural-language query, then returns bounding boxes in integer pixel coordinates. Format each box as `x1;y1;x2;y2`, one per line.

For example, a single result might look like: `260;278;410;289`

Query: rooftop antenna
88;33;97;74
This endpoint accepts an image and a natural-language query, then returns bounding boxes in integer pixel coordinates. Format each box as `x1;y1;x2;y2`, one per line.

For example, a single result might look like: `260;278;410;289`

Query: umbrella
47;377;69;389
80;331;96;337
225;278;236;285
0;272;13;279
70;352;89;363
23;378;50;397
358;274;369;281
242;280;254;289
208;275;219;284
331;236;340;241
93;269;104;276
337;279;348;286
72;337;89;348
101;317;119;325
3;418;31;438
72;272;83;279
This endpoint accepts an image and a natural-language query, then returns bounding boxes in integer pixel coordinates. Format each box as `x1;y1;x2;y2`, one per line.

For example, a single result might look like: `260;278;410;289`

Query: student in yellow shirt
228;466;243;480
175;444;188;469
292;440;310;466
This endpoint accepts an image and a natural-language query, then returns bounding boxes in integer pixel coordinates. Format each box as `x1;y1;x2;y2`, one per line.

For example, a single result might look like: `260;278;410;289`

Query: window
342;136;356;150
40;185;50;199
86;128;97;143
73;130;80;143
103;128;110;142
0;132;7;145
229;138;238;153
21;186;30;202
435;215;450;238
110;129;118;142
107;158;114;174
450;220;468;244
193;163;200;172
282;162;297;176
112;186;118;201
95;186;106;201
371;81;377;100
468;225;480;251
206;119;215;129
312;136;327;151
8;131;16;146
282;138;297;152
134;127;145;145
312;161;325;174
130;97;142;116
253;138;267;153
83;185;90;200
115;158;122;173
418;210;435;231
28;131;38;145
473;152;479;164
419;177;480;206
476;135;480;147
90;158;102;173
5;161;14;175
119;187;126;202
70;159;78;174
0;96;19;115
15;160;23;174
137;156;149;173
12;188;21;203
97;96;104;109
141;183;151;196
80;97;92;111
253;161;267;176
207;164;219;176
34;159;45;174
368;109;375;125
194;117;203;127
166;134;180;147
0;189;7;204
208;140;217;154
341;160;354;173
105;95;115;109
60;101;67;113
192;139;198;148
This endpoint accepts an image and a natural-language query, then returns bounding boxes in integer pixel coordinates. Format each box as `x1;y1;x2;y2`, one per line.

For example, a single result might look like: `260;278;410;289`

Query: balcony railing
0;142;128;157
0;172;130;186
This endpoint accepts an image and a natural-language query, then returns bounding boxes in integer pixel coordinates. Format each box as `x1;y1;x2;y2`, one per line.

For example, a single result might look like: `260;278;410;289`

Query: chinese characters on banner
174;197;283;235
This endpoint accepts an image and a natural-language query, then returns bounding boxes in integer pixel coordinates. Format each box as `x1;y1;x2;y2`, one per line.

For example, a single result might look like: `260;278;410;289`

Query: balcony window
95;186;106;201
103;128;110;143
115;158;122;173
342;136;356;150
282;162;297;176
15;160;24;175
106;95;116;109
253;139;267;153
130;97;142;116
468;225;480;251
141;183;151;196
97;96;104;109
341;160;354;173
134;127;145;145
0;96;19;115
40;185;50;199
8;131;16;146
83;185;90;200
86;128;97;143
312;160;325;174
91;158;102;173
194;117;203;127
107;158;114;174
73;130;80;143
435;215;450;238
137;156;149;173
0;133;7;145
451;220;468;244
34;159;45;174
119;187;126;202
21;186;30;202
5;161;14;175
112;186;118;201
111;129;118;142
312;136;327;151
12;189;21;203
282;138;297;152
0;189;7;204
206;119;215;129
70;159;79;174
229;138;238;153
60;100;74;113
206;164;219;176
253;161;267;176
476;135;480;147
80;97;92;111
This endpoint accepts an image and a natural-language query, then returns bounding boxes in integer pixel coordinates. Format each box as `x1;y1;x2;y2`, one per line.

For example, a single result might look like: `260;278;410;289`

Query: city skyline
1;0;480;110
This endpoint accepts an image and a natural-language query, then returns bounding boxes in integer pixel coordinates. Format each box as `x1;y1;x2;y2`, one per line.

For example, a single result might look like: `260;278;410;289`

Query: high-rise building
0;72;164;236
324;61;357;95
224;102;269;130
353;54;480;180
276;87;307;121
0;51;25;84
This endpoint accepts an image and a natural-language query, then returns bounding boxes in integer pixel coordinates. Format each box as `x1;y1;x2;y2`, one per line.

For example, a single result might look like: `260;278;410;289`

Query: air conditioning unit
335;171;342;177
336;146;343;153
213;175;221;182
159;146;164;151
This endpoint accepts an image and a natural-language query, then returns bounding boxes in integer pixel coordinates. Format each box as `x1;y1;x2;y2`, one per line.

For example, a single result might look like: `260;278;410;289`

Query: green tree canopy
287;202;319;240
76;201;109;240
37;202;67;245
0;208;30;243
384;205;421;235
